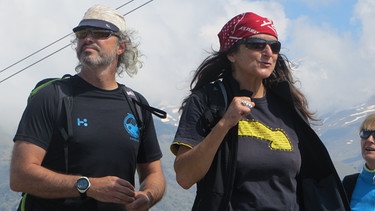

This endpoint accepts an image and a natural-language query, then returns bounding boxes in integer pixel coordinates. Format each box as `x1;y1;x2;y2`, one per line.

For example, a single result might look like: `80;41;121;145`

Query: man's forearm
139;172;165;206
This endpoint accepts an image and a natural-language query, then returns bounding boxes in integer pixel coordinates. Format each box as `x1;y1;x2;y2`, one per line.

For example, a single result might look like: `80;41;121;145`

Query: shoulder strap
193;80;238;210
122;86;144;129
29;74;73;173
52;75;73;173
342;173;359;202
29;79;60;101
201;80;227;136
217;81;227;108
28;74;71;100
120;85;167;139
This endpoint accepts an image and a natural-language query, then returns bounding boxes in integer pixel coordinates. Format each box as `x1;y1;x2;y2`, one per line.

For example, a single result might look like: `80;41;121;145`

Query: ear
117;42;126;55
226;52;235;63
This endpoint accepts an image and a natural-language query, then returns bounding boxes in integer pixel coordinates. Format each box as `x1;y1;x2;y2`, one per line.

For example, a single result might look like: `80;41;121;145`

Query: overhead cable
0;44;70;84
0;0;154;84
0;34;72;75
123;0;153;16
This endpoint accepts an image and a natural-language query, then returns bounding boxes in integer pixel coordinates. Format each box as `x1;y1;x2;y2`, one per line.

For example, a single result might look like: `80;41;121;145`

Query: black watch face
77;178;89;190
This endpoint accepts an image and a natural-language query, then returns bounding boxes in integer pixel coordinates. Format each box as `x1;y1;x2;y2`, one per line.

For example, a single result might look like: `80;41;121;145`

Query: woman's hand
220;96;254;129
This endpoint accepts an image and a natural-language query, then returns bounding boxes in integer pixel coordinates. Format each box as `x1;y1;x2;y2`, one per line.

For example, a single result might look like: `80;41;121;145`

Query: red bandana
218;12;278;52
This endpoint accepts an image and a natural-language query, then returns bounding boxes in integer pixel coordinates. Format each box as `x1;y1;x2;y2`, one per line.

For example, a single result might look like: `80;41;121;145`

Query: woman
343;113;375;210
171;12;350;210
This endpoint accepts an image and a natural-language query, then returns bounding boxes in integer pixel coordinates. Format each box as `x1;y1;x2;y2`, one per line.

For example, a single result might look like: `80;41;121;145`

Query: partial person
343;113;375;211
10;4;165;211
171;12;350;210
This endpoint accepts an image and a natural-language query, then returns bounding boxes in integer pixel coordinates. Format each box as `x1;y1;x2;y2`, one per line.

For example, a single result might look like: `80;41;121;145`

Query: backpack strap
19;75;73;210
57;90;73;173
121;86;144;138
120;85;167;139
193;80;239;210
342;173;359;202
51;75;73;173
200;80;227;136
28;78;60;103
18;192;28;211
29;74;73;173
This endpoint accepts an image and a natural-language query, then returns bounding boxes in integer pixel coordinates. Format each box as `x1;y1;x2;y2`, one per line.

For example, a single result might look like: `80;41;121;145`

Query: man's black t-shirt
14;75;162;210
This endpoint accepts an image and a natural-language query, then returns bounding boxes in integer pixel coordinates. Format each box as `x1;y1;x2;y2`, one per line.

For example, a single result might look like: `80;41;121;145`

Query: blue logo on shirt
77;118;88;127
124;113;139;142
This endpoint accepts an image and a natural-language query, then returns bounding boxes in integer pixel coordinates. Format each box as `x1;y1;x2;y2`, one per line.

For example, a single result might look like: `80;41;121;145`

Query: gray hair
116;29;143;77
72;4;143;77
72;29;143;78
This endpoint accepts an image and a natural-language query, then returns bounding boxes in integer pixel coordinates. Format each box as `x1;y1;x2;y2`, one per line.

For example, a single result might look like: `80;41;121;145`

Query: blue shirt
351;165;375;211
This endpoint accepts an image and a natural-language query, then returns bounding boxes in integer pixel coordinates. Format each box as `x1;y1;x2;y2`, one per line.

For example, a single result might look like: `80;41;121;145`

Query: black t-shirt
172;85;301;210
232;93;300;210
14;75;162;210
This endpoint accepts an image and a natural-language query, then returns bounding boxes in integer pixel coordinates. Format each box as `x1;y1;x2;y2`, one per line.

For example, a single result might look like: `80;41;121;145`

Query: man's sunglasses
75;29;119;40
359;130;375;139
240;38;281;54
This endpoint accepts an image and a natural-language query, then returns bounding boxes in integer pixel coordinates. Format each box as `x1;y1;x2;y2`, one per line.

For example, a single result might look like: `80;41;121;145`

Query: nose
369;136;375;143
365;134;375;143
262;44;273;56
81;33;96;44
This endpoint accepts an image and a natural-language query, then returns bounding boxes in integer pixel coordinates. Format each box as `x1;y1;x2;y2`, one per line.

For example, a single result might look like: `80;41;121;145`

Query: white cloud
279;0;375;115
355;0;375;58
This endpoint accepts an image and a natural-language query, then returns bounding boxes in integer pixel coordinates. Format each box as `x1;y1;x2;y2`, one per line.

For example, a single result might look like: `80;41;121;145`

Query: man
10;4;165;211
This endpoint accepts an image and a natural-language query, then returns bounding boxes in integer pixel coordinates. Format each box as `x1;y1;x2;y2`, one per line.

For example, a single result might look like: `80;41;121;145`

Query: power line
0;0;154;84
0;33;72;75
0;44;70;84
123;0;153;16
116;0;135;10
0;0;135;75
0;0;137;77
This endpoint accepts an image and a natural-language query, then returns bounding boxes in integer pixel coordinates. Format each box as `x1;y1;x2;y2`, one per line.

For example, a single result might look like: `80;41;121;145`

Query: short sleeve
170;92;207;155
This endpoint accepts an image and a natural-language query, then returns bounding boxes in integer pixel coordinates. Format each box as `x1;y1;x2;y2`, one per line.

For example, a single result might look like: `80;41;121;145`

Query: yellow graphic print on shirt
238;119;292;151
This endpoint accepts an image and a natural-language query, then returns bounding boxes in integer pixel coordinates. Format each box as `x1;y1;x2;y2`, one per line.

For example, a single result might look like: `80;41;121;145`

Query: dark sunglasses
75;29;119;40
359;130;375;139
240;38;281;54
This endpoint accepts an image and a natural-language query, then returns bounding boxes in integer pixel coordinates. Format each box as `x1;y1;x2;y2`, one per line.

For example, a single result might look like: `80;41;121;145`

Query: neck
365;163;375;172
79;64;118;90
233;75;265;98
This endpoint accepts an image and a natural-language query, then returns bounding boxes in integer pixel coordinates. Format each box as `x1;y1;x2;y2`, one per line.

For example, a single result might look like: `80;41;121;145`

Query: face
75;28;125;68
227;34;279;81
360;126;375;169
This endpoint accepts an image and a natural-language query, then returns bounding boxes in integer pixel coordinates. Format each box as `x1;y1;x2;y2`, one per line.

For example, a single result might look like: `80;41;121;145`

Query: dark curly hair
181;45;316;122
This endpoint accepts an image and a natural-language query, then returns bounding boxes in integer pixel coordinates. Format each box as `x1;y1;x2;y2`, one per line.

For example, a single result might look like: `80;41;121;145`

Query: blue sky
0;0;374;137
283;0;359;34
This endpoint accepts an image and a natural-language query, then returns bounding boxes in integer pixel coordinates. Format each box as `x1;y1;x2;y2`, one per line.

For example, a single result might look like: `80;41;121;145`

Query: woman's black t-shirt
172;88;301;210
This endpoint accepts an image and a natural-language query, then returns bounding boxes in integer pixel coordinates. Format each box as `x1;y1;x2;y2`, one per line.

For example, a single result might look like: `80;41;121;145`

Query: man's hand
125;191;152;211
88;176;136;205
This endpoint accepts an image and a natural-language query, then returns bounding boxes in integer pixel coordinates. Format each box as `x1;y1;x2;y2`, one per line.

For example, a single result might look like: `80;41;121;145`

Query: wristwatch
75;176;91;199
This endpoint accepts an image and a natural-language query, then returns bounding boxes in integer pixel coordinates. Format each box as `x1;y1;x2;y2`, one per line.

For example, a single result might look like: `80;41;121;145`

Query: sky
0;0;374;139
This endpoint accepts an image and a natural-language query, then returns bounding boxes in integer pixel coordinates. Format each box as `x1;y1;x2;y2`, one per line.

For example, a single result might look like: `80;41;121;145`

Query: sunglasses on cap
359;130;375;139
240;38;281;54
75;29;119;40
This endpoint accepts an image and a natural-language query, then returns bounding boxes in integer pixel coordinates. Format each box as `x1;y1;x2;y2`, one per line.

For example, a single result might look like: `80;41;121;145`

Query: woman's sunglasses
240;38;281;54
75;29;119;40
359;130;375;139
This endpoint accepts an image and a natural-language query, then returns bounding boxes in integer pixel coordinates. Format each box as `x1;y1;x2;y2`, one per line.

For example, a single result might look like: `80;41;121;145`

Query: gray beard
78;49;117;68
